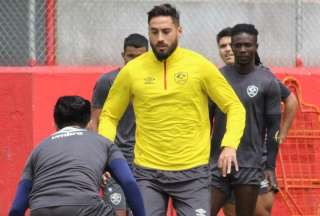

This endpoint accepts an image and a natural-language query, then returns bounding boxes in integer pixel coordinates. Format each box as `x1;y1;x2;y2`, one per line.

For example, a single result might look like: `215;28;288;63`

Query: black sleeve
278;80;291;101
208;100;216;133
265;115;281;169
265;79;281;169
91;74;113;109
265;79;282;115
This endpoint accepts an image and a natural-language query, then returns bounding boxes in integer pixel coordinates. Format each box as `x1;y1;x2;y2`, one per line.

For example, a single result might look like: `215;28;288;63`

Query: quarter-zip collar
151;46;183;64
150;47;184;90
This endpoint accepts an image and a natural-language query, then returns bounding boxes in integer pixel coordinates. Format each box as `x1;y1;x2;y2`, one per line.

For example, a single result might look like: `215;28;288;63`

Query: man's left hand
218;147;238;177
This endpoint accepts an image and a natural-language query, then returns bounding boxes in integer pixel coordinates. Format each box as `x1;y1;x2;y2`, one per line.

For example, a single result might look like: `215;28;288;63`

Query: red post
295;54;304;68
45;0;56;65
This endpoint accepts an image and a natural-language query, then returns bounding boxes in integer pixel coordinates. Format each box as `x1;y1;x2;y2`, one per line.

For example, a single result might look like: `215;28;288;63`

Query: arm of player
202;62;245;149
109;159;146;216
9;180;32;216
265;114;281;169
202;61;245;176
98;67;131;141
9;154;34;216
88;108;102;132
89;74;114;132
279;93;298;144
265;79;282;170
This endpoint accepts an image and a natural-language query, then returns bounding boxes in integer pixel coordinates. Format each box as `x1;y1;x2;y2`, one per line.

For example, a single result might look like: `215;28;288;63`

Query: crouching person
9;96;145;216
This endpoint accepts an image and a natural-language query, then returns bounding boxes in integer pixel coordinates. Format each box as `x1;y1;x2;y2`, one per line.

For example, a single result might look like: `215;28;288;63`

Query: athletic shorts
134;165;211;216
104;177;128;211
30;201;114;216
225;177;270;204
211;166;263;197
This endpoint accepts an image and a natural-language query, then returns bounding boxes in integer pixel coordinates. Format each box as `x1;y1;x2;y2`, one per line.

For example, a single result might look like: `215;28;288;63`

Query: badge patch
247;85;259;97
174;72;188;84
110;193;121;205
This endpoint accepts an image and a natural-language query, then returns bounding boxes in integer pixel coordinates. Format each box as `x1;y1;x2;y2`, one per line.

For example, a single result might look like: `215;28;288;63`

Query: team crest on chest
174;72;188;84
247;85;259;97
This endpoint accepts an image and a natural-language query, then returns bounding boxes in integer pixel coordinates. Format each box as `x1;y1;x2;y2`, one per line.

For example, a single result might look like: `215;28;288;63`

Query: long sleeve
108;159;145;216
98;67;131;141
265;79;281;169
9;154;34;216
202;61;246;149
9;180;32;216
91;73;115;109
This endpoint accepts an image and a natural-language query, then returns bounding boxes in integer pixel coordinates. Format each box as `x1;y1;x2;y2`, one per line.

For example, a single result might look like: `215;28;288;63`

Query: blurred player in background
98;3;246;216
214;26;298;216
9;96;145;216
90;33;148;216
210;24;282;216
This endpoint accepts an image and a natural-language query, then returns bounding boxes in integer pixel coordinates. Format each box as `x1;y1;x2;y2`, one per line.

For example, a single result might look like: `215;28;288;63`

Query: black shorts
30;201;114;216
134;165;211;216
211;166;263;197
225;177;270;204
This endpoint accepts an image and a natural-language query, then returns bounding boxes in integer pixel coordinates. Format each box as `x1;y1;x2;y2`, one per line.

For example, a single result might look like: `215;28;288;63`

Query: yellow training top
98;47;245;171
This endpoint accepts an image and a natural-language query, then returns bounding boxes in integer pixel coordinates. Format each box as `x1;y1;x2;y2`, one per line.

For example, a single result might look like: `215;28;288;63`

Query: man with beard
213;27;298;216
98;4;246;216
210;24;282;216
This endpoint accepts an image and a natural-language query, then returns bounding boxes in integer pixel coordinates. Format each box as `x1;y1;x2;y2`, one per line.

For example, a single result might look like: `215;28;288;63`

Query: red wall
0;66;319;215
0;72;33;214
31;67;115;146
0;66;115;215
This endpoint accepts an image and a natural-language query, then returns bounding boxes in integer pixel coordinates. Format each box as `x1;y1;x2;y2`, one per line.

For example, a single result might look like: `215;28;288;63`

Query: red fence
1;66;320;216
273;77;320;215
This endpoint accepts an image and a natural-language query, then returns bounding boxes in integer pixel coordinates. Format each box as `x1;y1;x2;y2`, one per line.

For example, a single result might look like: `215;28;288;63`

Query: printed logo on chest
174;71;188;85
247;85;259;97
144;76;156;84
